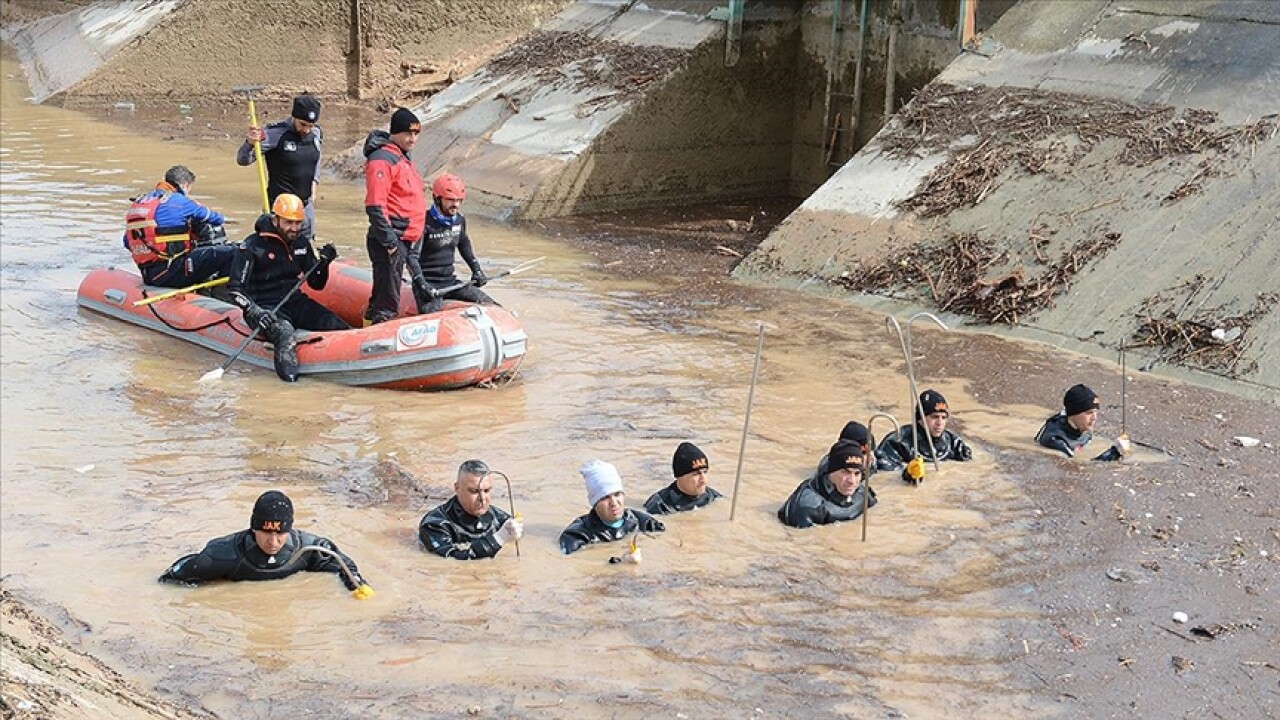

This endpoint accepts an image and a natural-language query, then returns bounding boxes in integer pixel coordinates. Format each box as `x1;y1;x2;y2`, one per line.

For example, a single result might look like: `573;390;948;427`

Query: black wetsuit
228;214;348;331
1034;412;1116;456
1035;413;1122;461
777;473;878;529
158;529;365;590
876;423;973;469
559;508;665;554
418;497;513;560
643;483;723;515
419;206;495;305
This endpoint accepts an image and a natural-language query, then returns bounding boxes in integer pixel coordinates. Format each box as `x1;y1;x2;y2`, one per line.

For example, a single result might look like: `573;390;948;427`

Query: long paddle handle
421;256;546;301
133;277;229;306
247;97;270;214
729;323;765;522
211;261;323;377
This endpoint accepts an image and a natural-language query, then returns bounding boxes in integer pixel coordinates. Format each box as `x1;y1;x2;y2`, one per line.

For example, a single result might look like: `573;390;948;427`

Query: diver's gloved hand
494;517;523;546
351;584;375;600
622;547;642;565
956;442;973;461
318;243;338;264
901;456;926;484
1113;434;1131;457
470;268;489;288
412;278;441;315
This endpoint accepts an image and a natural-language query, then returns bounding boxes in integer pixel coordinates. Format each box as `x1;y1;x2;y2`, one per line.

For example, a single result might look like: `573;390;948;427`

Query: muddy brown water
0;49;1236;719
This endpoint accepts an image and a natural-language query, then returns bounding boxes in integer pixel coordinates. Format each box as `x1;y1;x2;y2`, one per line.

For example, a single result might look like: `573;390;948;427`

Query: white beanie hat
581;459;624;507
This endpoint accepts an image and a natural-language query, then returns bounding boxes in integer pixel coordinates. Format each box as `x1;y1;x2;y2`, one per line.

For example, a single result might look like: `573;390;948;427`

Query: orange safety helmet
431;173;466;201
271;193;306;221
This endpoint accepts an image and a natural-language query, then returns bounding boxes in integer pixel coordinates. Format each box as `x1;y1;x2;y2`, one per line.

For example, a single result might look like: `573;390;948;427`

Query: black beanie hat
292;94;320;122
389;107;420;134
1063;384;1100;416
917;389;949;420
251;491;294;532
839;421;870;449
826;440;865;473
672;442;709;477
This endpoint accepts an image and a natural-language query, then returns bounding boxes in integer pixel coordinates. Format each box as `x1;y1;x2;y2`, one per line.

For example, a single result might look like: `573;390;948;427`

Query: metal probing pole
729;324;765;522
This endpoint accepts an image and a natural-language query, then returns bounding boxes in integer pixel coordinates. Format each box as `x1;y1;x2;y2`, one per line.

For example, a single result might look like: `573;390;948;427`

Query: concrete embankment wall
1;0;570;105
391;0;1013;218
738;0;1280;399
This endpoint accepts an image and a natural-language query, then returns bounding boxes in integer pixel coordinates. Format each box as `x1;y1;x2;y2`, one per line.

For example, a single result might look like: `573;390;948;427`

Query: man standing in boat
237;94;323;244
227;193;348;382
363;107;428;325
159;490;374;599
417;173;496;310
418;460;524;560
123;165;236;288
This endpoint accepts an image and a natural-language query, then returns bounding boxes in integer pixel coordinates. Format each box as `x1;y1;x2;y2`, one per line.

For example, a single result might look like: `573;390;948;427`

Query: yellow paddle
132;277;229;307
233;84;271;214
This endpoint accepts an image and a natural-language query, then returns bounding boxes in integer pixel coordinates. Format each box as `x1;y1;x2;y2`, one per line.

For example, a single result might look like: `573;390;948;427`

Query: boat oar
232;84;271;214
133;277;229;307
485;470;520;558
729;323;765;522
425;256;546;299
198;261;324;384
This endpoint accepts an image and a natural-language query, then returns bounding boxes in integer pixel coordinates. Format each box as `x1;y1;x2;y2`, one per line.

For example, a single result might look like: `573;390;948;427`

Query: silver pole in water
729;324;765;522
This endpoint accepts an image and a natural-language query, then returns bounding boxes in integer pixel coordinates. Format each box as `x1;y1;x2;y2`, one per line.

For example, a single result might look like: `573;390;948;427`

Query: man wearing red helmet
417;172;496;308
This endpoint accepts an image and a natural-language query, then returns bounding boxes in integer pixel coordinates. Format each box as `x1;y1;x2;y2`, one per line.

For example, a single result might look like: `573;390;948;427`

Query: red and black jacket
362;130;425;248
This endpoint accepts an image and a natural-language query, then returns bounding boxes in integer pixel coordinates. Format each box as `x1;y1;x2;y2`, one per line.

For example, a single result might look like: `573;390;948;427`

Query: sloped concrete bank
738;0;1280;401
1;0;570;105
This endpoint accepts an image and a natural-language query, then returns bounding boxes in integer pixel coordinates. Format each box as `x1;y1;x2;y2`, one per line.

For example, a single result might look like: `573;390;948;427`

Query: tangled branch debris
882;84;1279;216
1129;278;1277;377
485;30;692;97
837;230;1121;324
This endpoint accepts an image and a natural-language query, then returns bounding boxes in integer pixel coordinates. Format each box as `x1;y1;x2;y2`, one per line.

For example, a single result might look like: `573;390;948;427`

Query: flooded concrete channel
1;40;1277;720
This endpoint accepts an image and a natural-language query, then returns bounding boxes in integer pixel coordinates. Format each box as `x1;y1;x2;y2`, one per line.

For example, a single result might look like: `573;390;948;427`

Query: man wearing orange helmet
362;107;429;324
418;172;496;307
227;193;348;382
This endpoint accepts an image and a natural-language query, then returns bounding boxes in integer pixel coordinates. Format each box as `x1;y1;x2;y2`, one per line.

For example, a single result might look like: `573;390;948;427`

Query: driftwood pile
838;230;1121;324
881;83;1279;217
1129;277;1278;377
486;30;691;97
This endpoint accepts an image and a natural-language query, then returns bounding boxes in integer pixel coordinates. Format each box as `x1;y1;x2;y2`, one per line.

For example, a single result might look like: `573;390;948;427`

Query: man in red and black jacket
362;107;427;325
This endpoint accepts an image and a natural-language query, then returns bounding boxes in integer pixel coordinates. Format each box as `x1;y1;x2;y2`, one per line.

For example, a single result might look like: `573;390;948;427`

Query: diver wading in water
159;491;373;599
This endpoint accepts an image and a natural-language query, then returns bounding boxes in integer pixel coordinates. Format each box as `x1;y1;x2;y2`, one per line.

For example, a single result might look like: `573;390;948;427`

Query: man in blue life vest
122;165;234;288
238;94;323;243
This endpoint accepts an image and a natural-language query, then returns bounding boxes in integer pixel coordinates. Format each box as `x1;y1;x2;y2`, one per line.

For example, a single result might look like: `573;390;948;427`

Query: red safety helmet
272;193;306;221
431;173;466;201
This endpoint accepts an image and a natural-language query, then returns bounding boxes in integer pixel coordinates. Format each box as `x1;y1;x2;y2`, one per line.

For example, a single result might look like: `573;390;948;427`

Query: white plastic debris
1233;436;1261;448
74;464;94;473
1172;611;1189;624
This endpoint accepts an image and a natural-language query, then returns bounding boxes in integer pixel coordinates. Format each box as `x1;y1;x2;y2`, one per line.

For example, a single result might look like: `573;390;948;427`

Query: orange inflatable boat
76;262;527;390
